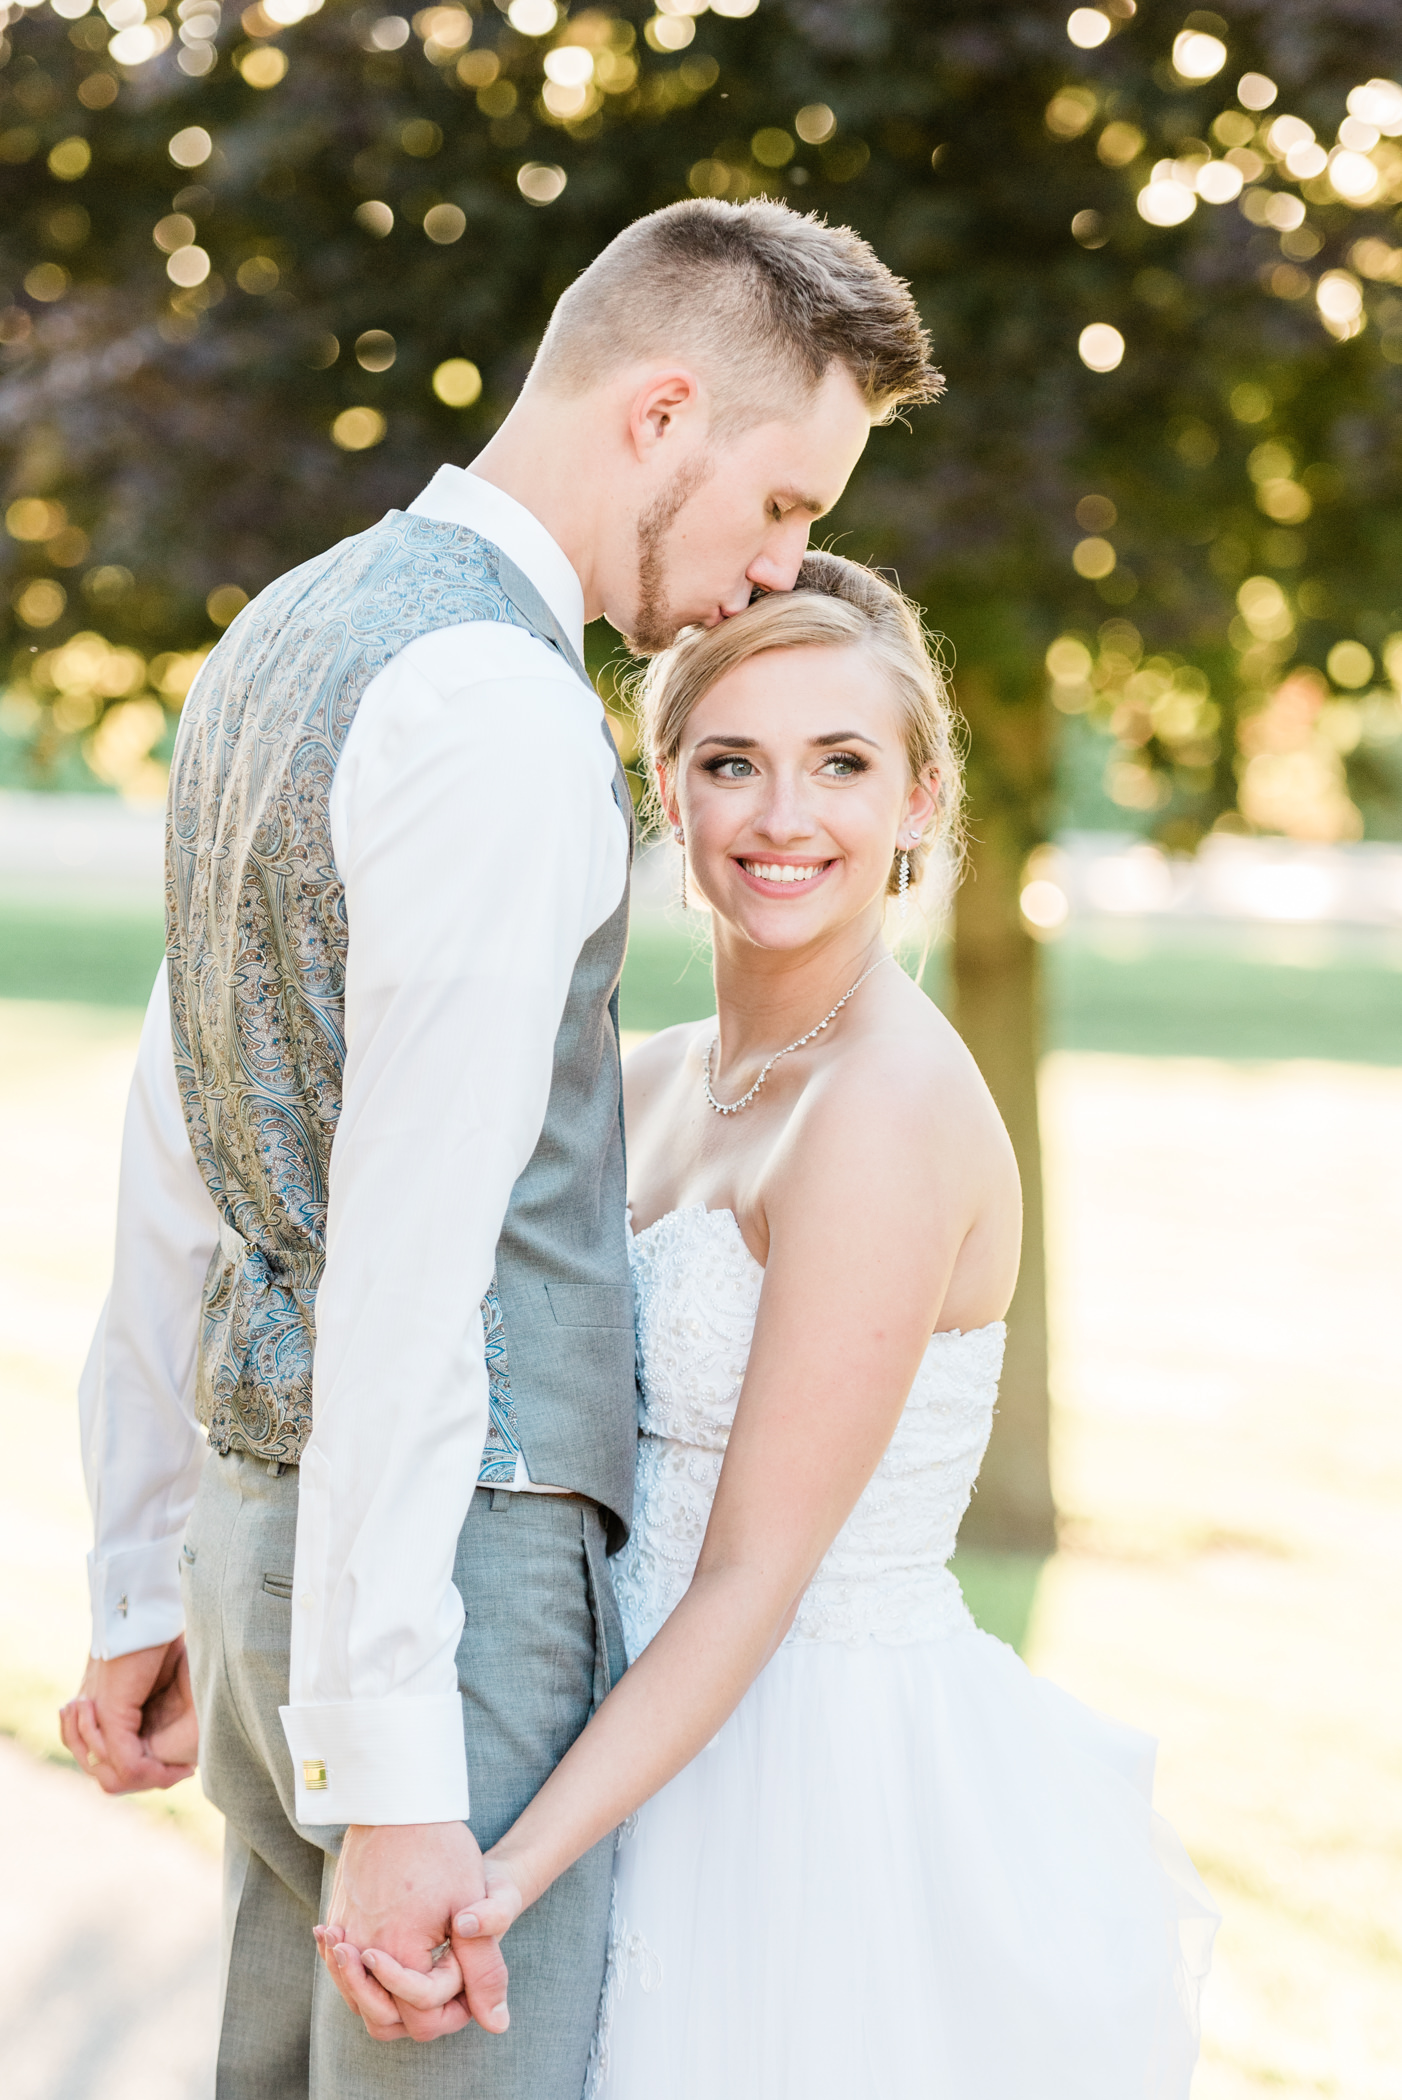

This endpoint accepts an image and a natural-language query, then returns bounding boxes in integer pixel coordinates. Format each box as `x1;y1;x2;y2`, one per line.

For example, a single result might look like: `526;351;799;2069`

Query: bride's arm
447;1037;1015;1934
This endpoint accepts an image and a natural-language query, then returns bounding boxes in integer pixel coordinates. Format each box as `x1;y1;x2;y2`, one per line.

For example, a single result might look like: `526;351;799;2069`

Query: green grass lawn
3;895;1398;1064
620;917;1402;1065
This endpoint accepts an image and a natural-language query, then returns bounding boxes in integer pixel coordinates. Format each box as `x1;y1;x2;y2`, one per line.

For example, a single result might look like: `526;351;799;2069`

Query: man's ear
628;369;704;463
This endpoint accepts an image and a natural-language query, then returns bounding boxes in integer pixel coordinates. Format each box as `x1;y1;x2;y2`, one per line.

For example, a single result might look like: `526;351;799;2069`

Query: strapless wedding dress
587;1204;1218;2099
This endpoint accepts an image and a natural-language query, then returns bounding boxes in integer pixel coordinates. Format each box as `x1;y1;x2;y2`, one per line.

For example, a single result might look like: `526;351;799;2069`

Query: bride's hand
453;1855;527;1943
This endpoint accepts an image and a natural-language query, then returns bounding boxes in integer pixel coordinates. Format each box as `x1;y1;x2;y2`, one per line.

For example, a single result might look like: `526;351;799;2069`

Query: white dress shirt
79;467;629;1825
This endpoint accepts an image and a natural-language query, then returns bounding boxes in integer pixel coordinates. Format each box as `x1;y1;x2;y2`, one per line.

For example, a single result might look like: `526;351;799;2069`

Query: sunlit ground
0;998;1398;2096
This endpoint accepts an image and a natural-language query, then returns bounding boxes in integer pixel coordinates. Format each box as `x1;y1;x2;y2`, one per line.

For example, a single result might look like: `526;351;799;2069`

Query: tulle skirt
588;1626;1217;2099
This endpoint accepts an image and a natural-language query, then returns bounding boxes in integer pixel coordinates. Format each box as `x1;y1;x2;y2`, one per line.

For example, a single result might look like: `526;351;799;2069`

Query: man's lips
733;857;835;894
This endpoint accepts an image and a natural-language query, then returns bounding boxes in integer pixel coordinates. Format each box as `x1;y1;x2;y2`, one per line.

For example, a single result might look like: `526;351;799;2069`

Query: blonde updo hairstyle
638;550;965;918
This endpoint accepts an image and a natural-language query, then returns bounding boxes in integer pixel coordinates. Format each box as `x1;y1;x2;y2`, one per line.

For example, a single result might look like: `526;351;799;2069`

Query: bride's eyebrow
694;731;881;753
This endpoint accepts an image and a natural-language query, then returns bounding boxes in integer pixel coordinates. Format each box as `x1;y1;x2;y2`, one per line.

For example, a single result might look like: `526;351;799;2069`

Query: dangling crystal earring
673;825;687;910
898;847;911;919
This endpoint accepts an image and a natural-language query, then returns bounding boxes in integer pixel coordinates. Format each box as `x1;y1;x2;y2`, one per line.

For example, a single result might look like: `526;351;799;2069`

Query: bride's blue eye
703;755;756;779
820;752;868;777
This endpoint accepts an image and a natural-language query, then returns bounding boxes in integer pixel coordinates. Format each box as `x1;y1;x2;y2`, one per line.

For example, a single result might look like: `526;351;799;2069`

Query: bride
347;551;1217;2094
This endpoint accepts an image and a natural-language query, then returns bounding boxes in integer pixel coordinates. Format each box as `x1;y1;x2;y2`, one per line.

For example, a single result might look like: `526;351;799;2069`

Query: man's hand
59;1640;198;1794
318;1822;510;2043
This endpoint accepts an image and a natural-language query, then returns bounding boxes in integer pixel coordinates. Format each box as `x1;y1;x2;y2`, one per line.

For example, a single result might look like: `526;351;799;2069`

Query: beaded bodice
612;1205;1005;1658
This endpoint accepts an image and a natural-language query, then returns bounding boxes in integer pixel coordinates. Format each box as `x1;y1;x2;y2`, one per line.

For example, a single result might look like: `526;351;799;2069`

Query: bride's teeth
744;862;820;884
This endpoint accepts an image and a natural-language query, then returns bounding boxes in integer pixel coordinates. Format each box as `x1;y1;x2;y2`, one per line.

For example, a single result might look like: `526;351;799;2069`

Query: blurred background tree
4;0;1402;1547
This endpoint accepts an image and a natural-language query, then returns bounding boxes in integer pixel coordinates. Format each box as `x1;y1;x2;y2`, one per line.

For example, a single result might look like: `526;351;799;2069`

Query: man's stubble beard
624;451;715;657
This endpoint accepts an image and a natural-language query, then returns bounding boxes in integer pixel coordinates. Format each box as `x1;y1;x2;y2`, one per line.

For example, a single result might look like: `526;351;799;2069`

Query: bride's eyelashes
697;751;871;782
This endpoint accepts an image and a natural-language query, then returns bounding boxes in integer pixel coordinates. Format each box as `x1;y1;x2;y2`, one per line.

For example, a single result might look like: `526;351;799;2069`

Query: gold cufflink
303;1759;328;1790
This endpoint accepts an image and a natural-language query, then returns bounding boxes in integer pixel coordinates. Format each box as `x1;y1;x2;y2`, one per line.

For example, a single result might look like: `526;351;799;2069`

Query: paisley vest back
165;510;637;1544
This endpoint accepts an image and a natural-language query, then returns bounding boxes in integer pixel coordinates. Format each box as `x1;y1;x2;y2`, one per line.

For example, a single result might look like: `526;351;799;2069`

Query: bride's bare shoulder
791;970;1016;1198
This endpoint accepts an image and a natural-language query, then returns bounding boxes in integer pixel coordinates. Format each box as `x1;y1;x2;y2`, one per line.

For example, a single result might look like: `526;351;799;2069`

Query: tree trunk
951;815;1057;1553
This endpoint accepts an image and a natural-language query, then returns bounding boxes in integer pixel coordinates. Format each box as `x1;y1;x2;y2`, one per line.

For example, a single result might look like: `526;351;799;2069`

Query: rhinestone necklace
703;953;892;1117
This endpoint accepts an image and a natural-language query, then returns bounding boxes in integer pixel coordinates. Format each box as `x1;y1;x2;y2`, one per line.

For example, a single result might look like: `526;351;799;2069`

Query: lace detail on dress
613;1205;1005;1659
586;1878;663;2100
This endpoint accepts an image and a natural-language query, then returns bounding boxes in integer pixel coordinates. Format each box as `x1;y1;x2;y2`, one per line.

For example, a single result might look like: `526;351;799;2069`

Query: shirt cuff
278;1695;471;1827
87;1535;186;1660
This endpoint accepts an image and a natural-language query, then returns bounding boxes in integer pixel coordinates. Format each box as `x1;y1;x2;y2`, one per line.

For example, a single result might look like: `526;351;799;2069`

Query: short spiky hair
532;197;942;428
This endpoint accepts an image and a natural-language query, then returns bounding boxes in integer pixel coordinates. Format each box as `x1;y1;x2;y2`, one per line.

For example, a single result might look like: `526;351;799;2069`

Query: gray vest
165;510;637;1546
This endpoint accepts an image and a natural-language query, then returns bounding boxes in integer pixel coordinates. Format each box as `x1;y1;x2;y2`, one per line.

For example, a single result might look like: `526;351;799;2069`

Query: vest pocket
543;1282;634;1329
261;1573;294;1600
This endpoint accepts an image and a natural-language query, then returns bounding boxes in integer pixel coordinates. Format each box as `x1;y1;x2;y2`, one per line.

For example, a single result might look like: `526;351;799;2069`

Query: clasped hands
316;1824;525;2042
61;1643;523;2047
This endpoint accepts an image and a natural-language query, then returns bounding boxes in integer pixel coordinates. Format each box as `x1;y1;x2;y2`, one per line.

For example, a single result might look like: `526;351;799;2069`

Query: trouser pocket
582;1510;627;1710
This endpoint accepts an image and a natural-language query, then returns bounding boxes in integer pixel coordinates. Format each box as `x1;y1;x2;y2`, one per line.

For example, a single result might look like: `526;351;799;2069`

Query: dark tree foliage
4;0;1401;1542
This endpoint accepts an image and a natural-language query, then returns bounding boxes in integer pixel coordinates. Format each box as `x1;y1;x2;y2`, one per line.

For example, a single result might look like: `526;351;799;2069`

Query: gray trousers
183;1447;625;2100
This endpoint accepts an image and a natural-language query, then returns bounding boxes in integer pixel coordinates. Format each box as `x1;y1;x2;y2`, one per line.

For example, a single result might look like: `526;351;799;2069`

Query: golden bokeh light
1077;323;1125;372
751;128;794;168
1138;174;1196;227
355;329;396;372
1195;160;1244;204
87;698;169;801
1316;268;1364;338
49;528;90;568
506;0;557;32
645;14;694;52
1212;110;1256;149
456;49;499;87
1237;72;1278;112
423;203;467;243
153;213;197;254
414;4;473;57
6;499;66;543
1073;536;1117;580
47;136;92;181
794;103;836;146
544;45;594;88
237;45;288;87
168;245;212;287
1045;88;1096;141
432;358;482;407
24;264;70;303
1236;575;1293;641
1328;149;1382;204
1097;121;1143;168
517;162;567;204
1020;877;1070;932
16;580;68;629
1327;639;1374;689
236;255;280;293
1229;381;1272;422
1075;493;1117;532
109;19;174;66
206;584;250;625
401;118;443;158
1172;31;1226;83
1066;9;1110;51
330;407;387;451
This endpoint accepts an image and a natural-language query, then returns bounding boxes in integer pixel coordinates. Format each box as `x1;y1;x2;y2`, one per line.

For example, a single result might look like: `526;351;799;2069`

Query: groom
61;196;938;2096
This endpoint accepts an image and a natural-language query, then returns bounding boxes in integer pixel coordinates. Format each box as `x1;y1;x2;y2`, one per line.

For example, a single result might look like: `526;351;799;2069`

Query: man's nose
747;518;814;597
